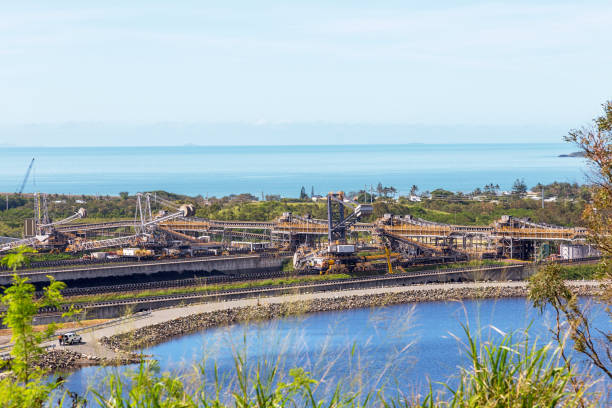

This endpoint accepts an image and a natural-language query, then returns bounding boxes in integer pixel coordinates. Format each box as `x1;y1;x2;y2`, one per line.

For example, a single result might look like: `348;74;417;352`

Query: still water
62;297;610;403
1;144;585;196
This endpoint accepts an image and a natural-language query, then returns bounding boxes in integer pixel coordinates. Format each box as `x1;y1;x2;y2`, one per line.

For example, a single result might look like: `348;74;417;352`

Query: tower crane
17;158;35;194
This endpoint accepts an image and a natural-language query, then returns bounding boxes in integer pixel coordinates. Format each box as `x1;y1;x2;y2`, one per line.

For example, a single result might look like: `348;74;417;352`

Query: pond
61;297;610;404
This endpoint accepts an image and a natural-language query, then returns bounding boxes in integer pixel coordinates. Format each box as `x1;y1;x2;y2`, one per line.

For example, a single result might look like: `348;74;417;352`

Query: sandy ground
0;319;109;346
4;280;601;360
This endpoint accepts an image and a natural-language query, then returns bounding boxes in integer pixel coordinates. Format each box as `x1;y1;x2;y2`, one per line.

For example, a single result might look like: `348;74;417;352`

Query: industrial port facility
0;189;599;321
1;191;594;272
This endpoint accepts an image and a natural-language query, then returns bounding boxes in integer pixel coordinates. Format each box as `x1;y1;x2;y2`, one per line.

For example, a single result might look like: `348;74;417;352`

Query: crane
326;192;372;243
293;192;373;272
17;158;35;194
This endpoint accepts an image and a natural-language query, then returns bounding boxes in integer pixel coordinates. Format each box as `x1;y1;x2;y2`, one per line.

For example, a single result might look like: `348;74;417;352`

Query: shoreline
8;280;603;373
100;280;601;351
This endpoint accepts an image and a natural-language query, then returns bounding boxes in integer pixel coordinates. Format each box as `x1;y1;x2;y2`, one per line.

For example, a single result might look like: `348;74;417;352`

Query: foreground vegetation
81;327;594;408
557;263;601;280
1;251;608;407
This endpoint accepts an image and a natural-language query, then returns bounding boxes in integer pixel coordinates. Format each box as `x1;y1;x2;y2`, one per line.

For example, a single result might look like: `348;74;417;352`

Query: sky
0;1;611;146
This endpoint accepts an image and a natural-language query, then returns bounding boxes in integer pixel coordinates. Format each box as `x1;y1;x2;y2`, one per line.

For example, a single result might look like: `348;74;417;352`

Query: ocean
0;144;586;197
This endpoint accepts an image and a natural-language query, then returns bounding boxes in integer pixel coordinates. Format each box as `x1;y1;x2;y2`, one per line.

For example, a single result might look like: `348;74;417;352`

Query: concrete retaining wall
0;255;288;285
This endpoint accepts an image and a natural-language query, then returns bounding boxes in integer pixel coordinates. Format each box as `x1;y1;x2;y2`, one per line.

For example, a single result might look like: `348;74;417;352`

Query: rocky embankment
101;282;601;351
36;350;104;371
39;350;141;370
1;349;141;375
30;350;140;372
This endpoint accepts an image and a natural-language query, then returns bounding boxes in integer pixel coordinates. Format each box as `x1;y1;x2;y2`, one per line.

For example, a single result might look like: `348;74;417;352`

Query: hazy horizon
1;1;610;146
0;141;574;148
0;122;577;147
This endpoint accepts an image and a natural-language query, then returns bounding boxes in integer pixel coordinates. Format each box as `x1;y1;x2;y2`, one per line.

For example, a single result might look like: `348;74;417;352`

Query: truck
91;251;108;260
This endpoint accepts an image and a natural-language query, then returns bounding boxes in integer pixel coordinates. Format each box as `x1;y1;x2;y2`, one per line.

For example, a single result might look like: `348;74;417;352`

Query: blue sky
1;1;611;146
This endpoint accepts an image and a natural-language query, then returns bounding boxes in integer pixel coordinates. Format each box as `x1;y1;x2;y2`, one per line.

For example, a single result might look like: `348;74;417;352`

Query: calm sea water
1;144;586;197
61;297;610;404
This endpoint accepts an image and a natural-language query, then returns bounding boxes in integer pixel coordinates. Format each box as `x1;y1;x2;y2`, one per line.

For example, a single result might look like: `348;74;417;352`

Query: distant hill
559;151;585;158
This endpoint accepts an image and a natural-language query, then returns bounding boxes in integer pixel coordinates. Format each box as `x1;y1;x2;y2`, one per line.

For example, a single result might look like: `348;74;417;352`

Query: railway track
40;256;476;297
28;256;598;299
1;256;132;272
29;257;599;316
51;269;317;297
40;264;526;313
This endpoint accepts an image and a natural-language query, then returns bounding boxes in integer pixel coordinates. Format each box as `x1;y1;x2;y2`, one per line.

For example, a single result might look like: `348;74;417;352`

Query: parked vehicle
58;332;82;345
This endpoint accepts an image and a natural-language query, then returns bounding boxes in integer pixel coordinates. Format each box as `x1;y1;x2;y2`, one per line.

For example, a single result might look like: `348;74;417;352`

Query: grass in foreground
48;325;598;407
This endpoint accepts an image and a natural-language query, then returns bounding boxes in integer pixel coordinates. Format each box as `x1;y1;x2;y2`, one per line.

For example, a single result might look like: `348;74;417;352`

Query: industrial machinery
374;227;467;271
64;193;196;252
293;192;372;273
0;196;87;253
1;188;590;267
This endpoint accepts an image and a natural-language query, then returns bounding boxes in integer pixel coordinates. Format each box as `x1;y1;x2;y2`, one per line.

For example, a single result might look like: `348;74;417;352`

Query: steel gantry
3;193;589;259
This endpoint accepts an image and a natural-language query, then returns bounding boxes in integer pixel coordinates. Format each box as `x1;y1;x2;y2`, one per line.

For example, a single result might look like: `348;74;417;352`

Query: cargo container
91;252;108;260
120;248;154;258
121;248;139;257
560;244;600;260
329;244;355;254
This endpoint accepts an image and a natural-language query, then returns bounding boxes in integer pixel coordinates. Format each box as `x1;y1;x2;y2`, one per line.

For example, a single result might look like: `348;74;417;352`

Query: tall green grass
54;323;599;407
410;325;590;408
557;264;600;280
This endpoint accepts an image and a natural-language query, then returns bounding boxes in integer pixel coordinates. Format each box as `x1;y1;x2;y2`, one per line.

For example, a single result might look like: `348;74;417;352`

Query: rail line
49;269;316;297
27;256;599;317
22;255;600;299
38;264;526;313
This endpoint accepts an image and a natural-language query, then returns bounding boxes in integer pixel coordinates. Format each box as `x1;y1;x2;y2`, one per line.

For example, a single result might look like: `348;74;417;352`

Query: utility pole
5;194;8;211
541;186;544;209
